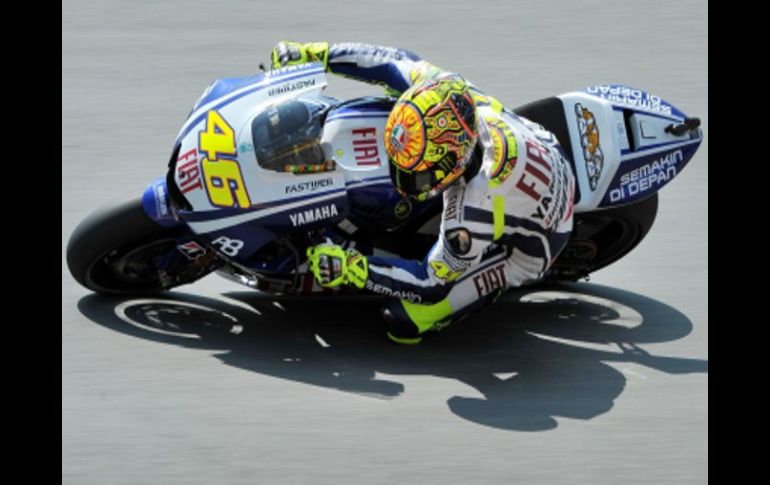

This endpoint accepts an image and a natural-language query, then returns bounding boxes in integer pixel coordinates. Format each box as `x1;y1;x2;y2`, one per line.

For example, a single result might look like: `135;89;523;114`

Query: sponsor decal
177;241;207;260
586;85;672;115
211;236;244;257
485;116;518;183
285;177;334;194
444;189;463;222
154;183;169;217
429;260;464;282
352;128;381;166
238;143;254;153
198;110;251;208
365;280;422;303
333;43;409;62
608;150;682;203
516;139;554;202
516;139;573;228
267;78;316;97
288;204;339;227
176;148;203;194
390;123;407;151
473;263;507;298
574;103;604;191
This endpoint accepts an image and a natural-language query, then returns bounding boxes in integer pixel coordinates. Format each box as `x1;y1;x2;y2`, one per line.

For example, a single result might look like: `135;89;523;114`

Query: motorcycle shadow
77;282;707;432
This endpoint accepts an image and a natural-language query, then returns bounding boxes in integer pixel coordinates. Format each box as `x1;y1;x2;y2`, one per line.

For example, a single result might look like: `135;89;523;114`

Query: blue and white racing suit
325;43;575;343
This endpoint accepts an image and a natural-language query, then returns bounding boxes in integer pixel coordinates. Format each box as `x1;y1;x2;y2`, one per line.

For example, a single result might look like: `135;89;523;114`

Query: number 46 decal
199;110;251;208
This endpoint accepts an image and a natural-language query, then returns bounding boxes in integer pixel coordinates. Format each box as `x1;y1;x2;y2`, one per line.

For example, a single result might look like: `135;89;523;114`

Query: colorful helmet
384;75;477;200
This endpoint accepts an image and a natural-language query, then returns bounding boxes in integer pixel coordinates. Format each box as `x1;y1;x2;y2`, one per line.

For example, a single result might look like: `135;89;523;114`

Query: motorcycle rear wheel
548;193;659;280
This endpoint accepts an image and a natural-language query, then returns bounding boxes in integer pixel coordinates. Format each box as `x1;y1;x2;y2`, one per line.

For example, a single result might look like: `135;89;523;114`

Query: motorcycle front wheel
67;197;205;294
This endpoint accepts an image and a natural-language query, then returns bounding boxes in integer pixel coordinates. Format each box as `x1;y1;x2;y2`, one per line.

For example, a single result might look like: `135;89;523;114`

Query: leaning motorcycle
66;62;703;295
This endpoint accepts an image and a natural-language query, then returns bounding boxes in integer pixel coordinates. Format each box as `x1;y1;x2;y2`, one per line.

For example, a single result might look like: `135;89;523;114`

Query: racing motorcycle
66;62;703;295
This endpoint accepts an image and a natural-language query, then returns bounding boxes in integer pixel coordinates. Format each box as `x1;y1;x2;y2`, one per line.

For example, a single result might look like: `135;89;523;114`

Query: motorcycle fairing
322;98;442;231
557;85;702;211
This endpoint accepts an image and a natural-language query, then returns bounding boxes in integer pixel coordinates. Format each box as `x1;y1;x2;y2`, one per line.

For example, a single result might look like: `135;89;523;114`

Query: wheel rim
85;237;178;293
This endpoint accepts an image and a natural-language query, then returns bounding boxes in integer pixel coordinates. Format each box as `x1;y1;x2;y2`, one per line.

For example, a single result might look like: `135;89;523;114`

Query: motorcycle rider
272;41;575;344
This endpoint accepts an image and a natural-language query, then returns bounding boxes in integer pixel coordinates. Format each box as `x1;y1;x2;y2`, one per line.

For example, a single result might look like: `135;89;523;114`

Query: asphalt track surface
62;1;708;483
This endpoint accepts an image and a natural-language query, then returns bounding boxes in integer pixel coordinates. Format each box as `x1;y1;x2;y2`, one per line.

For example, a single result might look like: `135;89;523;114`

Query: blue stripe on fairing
175;67;325;144
180;175;392;223
179;187;345;222
197;195;348;258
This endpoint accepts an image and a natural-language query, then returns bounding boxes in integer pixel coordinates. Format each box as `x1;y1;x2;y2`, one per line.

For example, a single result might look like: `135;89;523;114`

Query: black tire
549;194;659;280
583;193;658;272
67;197;187;294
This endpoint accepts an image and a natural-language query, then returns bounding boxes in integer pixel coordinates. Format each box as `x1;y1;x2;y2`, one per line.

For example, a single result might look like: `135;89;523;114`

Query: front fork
141;177;221;287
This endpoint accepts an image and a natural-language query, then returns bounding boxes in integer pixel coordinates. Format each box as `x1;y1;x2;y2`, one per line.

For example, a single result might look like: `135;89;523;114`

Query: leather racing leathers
324;43;575;343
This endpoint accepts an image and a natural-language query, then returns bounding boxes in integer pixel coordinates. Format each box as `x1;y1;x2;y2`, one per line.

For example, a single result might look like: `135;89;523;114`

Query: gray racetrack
62;1;708;483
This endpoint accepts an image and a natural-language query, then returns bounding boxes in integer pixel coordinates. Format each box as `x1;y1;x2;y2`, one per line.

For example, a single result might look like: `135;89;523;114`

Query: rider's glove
271;41;329;70
306;243;368;289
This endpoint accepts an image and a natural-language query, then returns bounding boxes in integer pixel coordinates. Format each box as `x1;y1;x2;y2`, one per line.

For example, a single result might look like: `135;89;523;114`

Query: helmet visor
389;143;476;199
389;163;438;198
